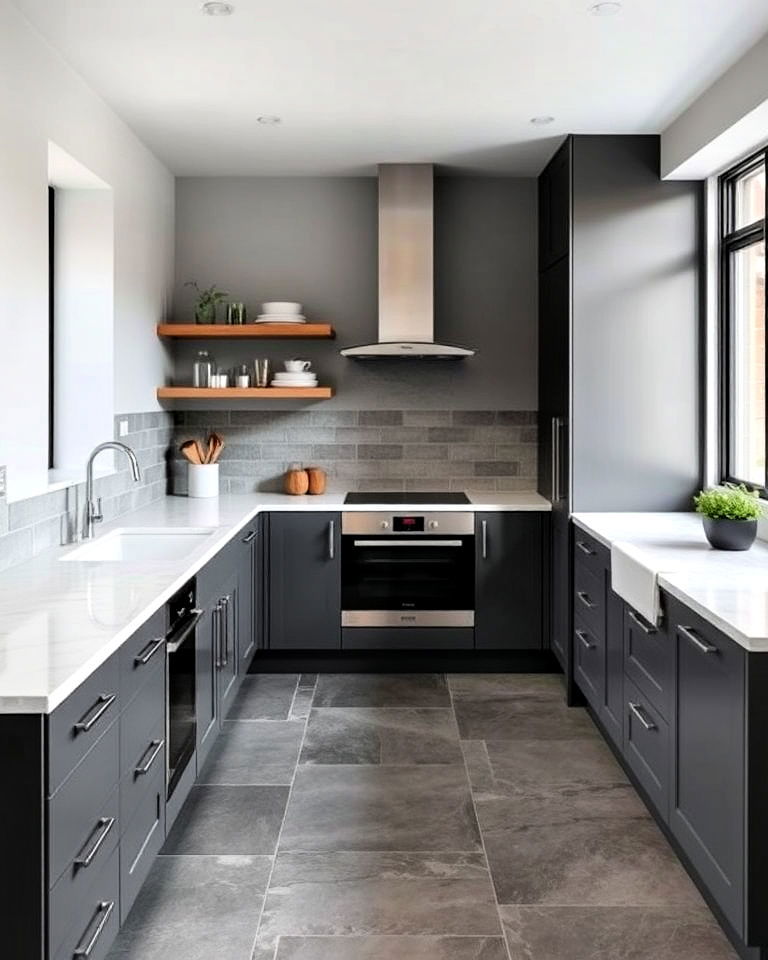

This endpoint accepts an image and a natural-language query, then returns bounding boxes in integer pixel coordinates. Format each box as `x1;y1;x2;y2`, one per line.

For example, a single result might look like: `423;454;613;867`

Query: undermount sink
60;527;217;563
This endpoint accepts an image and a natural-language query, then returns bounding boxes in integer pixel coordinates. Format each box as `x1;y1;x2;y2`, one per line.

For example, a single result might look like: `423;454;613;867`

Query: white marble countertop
572;512;768;652
0;491;550;714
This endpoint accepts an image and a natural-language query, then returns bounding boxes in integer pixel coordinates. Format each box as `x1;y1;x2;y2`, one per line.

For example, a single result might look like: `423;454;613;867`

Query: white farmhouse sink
60;527;216;563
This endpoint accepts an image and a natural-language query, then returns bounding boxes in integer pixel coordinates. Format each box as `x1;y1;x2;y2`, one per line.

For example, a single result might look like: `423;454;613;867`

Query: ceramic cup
188;463;219;498
284;359;312;372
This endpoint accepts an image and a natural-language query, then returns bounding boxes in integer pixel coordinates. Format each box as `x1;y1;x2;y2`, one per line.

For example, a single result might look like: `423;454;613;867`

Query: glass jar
192;350;214;388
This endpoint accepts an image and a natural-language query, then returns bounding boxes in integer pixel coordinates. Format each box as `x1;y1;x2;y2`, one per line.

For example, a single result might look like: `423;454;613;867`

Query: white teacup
284;359;312;372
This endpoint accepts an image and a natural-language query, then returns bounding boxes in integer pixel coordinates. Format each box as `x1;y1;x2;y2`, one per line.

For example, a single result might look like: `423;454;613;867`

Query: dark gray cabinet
237;522;259;673
667;597;745;937
602;588;624;747
267;512;341;650
623;674;670;819
539;139;571;270
475;512;545;650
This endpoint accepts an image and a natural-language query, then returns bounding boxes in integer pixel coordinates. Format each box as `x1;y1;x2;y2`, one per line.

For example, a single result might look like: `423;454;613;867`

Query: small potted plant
693;483;765;551
185;281;229;325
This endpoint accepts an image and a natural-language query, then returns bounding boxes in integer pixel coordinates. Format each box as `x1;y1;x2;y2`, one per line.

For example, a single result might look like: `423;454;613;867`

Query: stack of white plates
255;314;307;324
271;371;318;387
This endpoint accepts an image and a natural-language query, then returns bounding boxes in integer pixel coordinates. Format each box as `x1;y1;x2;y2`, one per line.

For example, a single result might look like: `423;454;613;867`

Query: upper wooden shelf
157;386;334;400
157;323;335;339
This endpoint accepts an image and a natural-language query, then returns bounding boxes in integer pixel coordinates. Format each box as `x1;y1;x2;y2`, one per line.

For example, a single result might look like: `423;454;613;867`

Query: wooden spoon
194;439;207;465
208;432;225;464
180;440;201;465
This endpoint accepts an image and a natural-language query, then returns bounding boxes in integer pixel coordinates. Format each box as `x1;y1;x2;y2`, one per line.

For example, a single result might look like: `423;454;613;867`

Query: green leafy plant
693;483;765;521
185;281;229;323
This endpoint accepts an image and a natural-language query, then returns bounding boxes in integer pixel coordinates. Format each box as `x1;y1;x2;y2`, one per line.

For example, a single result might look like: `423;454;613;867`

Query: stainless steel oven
341;512;475;627
165;581;201;801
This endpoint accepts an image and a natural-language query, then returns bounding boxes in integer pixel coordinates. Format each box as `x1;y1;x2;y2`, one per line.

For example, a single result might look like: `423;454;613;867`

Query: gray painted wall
172;176;537;410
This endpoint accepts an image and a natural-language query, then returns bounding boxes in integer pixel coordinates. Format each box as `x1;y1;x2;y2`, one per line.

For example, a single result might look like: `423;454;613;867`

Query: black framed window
720;148;767;490
48;186;55;471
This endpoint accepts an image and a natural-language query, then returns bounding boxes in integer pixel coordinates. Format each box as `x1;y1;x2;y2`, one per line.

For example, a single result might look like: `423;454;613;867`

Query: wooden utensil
194;439;206;465
180;440;201;464
208;432;224;464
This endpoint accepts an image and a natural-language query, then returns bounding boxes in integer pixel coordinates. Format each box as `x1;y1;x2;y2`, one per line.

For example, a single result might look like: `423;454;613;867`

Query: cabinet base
250;650;561;673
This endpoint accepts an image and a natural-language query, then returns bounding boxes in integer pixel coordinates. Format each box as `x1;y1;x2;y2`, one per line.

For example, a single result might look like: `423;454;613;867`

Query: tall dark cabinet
538;135;702;694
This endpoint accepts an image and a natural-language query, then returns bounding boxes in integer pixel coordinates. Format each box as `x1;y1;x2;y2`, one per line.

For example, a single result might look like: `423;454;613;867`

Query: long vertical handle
213;601;222;669
551;417;558;502
222;595;231;666
328;520;335;560
481;520;488;559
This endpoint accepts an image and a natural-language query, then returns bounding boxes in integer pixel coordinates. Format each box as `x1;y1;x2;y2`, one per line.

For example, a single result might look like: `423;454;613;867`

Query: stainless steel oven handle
166;608;203;653
352;539;464;547
481;520;488;559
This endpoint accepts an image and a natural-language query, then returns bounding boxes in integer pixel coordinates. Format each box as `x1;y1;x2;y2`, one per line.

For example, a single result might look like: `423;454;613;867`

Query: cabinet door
268;512;341;650
548;507;570;670
217;566;239;722
195;598;219;770
668;598;745;936
237;524;257;674
601;589;623;747
539;139;571;271
475;513;544;650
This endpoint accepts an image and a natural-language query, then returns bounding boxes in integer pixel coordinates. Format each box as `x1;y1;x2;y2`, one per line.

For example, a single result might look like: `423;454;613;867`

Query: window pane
731;240;766;485
735;165;765;230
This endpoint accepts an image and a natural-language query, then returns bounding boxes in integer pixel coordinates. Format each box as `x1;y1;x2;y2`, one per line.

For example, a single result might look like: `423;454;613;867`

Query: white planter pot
188;463;219;498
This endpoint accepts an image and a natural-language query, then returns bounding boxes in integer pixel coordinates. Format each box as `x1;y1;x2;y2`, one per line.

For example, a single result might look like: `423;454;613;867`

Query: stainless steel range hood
340;164;475;360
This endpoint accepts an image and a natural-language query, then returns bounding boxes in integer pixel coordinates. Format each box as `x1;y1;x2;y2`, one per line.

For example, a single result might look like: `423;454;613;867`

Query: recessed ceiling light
530;116;555;126
202;1;234;16
257;115;282;125
588;1;622;15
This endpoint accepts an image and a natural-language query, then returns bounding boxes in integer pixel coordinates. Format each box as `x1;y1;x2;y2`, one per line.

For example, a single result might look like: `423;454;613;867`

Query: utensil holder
188;463;219;498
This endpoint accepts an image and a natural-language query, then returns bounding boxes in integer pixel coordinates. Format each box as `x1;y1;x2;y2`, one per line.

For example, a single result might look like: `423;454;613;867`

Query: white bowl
262;301;302;316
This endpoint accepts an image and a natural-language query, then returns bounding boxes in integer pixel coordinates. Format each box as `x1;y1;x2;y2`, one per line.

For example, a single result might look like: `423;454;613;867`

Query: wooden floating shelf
157;386;334;399
157;323;335;339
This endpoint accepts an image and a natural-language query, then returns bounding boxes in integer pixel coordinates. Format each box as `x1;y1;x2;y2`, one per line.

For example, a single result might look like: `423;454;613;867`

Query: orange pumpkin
283;468;309;496
306;467;327;495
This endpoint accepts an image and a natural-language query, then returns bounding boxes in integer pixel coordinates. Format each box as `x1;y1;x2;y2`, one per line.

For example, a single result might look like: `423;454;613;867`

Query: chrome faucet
84;442;142;540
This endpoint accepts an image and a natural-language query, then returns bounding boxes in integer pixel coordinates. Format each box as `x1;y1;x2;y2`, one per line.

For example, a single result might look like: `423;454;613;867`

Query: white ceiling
13;0;768;176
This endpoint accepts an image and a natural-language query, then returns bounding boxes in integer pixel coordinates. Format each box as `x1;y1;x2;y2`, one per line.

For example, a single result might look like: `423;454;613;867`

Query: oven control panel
341;512;474;535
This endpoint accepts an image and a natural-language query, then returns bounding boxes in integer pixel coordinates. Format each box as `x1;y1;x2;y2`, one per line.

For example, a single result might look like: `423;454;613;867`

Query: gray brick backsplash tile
403;410;451;426
448;444;495;461
475;461;520;476
357;479;406;492
311;444;357;461
334;427;382;442
310;410;358;426
359;410;404;426
451;410;496;425
427;427;472;443
404;479;452;491
520;427;537;443
221;443;262;460
451;477;497;491
284;427;336;443
261;443;314;461
497;477;538;491
357;444;404;460
9;489;67;530
378;426;427;443
0;528;34;573
497;410;537;425
403;444;448;461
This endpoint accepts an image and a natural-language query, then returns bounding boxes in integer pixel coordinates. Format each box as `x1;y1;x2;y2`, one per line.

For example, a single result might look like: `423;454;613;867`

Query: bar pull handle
222;595;231;666
134;636;165;666
575;628;594;650
74;694;116;734
678;624;717;654
628;609;657;635
628;701;657;731
74;817;115;869
481;520;488;559
165;608;203;653
73;900;115;957
328;520;335;560
577;591;596;610
214;601;222;669
242;530;257;544
551;417;558;502
576;540;595;556
135;739;164;776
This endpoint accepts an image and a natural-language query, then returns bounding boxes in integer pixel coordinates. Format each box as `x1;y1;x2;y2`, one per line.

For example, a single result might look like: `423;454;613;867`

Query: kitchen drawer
573;561;606;639
120;761;165;923
120;606;166;705
121;716;165;827
52;845;120;960
120;656;165;780
573;527;610;579
624;603;672;720
49;720;120;886
48;653;120;794
573;615;604;710
623;675;670;821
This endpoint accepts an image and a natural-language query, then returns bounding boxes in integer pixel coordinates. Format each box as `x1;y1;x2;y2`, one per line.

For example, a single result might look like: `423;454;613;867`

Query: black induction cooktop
343;492;471;505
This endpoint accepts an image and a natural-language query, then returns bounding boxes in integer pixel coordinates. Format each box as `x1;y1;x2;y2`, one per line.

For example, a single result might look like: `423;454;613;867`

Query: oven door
166;608;201;800
341;535;475;627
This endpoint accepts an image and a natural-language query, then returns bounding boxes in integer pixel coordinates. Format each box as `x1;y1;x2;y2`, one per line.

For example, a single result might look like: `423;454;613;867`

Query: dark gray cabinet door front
268;512;341;650
601;589;623;747
237;524;258;673
475;513;544;650
195;599;218;770
668;597;745;937
216;566;240;722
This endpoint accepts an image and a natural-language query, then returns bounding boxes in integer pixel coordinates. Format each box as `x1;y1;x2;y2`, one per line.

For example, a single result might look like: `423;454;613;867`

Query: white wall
0;0;174;501
662;31;768;179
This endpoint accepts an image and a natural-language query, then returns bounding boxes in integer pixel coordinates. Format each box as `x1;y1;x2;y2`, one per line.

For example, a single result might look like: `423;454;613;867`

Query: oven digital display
393;515;425;532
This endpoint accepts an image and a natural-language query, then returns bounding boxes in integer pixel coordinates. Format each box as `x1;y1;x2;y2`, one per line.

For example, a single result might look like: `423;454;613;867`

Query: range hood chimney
340;164;475;360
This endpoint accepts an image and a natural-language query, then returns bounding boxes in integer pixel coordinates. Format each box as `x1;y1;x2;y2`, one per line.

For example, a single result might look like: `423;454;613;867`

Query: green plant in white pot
185;281;229;325
693;483;765;551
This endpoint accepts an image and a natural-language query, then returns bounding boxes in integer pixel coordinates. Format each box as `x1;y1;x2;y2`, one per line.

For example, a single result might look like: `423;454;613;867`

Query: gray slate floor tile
229;675;299;720
275;936;509;960
454;696;599;740
199;720;305;785
280;764;482;852
313;673;450;707
500;905;738;960
162;785;289;855
449;673;564;701
107;855;272;960
258;852;501;944
300;708;462;765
